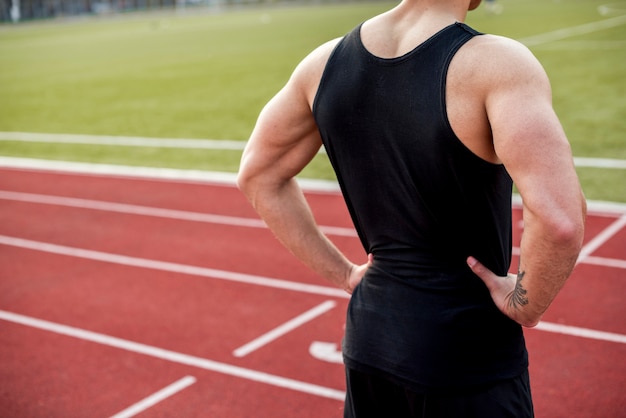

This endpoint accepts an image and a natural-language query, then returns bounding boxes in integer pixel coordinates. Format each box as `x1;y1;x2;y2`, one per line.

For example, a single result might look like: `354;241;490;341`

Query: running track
0;166;624;417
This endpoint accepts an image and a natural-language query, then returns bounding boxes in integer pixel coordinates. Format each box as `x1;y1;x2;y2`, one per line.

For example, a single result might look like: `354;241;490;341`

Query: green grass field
0;0;624;202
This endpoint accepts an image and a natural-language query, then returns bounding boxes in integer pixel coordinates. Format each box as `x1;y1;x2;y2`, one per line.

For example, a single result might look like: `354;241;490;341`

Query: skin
237;0;587;327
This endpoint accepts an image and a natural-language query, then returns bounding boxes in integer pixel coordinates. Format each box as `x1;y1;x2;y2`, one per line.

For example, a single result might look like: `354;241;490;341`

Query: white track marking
1;234;625;345
309;342;343;364
577;213;626;263
511;245;625;270
0;131;247;150
0;310;345;401
582;255;626;270
109;376;196;418
519;14;626;47
4;189;625;266
533;322;626;345
1;158;626;208
0;190;266;228
0;235;349;298
1;136;625;170
0;157;341;192
233;301;336;358
574;157;626;169
0;190;357;237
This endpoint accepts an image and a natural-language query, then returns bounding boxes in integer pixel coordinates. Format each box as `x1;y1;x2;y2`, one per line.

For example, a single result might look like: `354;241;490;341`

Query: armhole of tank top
312;27;360;118
440;32;505;168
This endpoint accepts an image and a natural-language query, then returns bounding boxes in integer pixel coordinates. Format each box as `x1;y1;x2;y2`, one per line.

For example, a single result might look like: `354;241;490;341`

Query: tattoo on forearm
507;270;529;310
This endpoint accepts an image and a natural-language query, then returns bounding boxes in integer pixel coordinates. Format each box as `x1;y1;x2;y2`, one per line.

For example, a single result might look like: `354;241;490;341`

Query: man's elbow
552;220;585;257
520;317;541;329
551;211;586;256
236;163;282;204
555;211;583;239
236;167;256;201
236;168;247;191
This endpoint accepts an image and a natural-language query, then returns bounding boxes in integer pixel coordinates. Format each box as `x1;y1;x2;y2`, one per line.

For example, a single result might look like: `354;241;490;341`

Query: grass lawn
0;0;624;202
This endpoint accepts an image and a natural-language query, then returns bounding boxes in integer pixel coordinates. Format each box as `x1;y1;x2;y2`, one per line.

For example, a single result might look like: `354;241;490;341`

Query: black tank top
313;22;527;390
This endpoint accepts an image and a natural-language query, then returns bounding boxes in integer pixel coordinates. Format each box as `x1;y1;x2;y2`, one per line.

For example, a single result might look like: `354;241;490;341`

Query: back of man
238;0;586;416
313;20;528;392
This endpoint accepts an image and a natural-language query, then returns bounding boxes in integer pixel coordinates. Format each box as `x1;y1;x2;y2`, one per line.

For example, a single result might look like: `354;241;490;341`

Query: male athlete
238;0;587;416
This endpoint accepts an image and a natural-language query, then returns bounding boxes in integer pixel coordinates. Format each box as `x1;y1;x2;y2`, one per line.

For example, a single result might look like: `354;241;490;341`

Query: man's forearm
513;203;586;326
468;192;586;327
243;178;354;290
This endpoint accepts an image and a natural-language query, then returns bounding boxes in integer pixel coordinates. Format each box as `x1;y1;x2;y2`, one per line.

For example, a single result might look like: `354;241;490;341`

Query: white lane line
520;14;626;47
510;245;624;270
5;190;626;252
534;322;626;345
1;233;622;312
0;157;342;193
582;255;626;270
0;190;266;228
3;235;625;345
0;132;247;150
2;157;626;210
233;301;337;358
0;140;626;171
0;235;349;299
573;157;626;169
0;190;357;237
109;376;197;418
2;134;625;169
577;213;626;263
0;310;346;401
4;132;626;170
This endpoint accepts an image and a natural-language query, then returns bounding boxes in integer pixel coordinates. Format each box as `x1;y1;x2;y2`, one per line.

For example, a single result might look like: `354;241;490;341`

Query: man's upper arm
240;85;322;185
486;38;583;224
238;40;339;190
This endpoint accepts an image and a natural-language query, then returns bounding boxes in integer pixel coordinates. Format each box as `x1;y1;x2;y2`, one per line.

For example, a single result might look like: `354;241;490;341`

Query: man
237;0;587;416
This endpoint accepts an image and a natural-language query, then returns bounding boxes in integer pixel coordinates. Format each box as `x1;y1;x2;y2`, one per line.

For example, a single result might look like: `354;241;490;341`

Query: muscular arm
467;37;586;327
237;41;370;293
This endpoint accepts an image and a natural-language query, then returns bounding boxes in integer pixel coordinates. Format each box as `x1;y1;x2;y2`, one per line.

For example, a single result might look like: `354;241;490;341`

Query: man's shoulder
289;37;344;103
302;38;344;71
465;33;538;67
455;33;546;85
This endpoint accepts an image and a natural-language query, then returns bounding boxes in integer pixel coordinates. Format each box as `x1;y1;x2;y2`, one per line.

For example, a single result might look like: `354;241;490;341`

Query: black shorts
344;367;534;418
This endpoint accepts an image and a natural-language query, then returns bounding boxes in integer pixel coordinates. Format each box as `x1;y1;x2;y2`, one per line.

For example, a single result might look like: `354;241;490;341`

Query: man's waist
370;248;469;277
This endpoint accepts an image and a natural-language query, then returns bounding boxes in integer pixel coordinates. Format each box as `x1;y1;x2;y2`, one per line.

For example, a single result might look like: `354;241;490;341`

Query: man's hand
345;254;374;294
467;256;540;328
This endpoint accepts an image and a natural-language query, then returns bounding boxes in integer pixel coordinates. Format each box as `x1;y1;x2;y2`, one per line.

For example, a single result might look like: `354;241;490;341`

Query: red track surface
0;167;624;417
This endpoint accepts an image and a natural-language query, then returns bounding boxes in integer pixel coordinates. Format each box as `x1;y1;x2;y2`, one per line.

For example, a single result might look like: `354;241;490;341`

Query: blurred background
0;0;624;203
